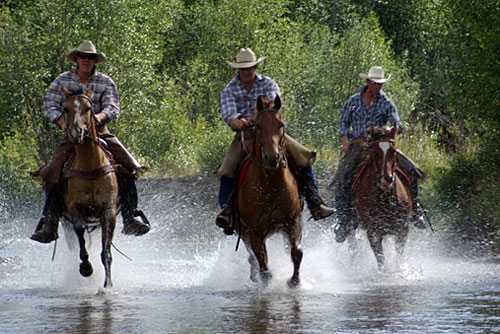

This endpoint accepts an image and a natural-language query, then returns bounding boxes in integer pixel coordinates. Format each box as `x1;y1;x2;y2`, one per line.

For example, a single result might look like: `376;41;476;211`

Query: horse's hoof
334;223;350;243
223;226;234;235
80;262;93;277
287;277;300;288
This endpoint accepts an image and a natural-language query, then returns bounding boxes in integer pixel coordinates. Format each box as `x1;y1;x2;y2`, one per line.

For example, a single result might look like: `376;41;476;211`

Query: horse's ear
62;87;70;98
256;95;265;112
273;95;282;111
390;124;398;139
86;85;94;99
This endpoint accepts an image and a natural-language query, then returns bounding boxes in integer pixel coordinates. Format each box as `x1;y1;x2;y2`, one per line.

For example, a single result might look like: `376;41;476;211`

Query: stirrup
215;206;234;235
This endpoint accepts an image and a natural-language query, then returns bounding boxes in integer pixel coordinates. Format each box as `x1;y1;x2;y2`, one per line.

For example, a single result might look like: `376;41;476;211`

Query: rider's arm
96;77;120;123
43;77;66;123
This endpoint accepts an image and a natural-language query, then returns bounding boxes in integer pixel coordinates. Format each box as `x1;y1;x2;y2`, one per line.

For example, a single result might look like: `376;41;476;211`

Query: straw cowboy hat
359;66;391;84
66;40;107;64
226;48;267;69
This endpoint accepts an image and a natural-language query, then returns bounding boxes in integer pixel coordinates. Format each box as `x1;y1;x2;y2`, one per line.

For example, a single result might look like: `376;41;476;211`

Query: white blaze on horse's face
68;99;85;144
377;141;395;190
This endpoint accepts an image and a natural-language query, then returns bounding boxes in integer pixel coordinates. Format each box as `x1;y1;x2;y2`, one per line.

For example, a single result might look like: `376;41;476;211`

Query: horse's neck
73;138;108;171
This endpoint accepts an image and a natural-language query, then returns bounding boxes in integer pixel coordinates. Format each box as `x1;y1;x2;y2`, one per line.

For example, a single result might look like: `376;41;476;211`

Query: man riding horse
332;66;427;243
30;40;150;243
215;48;334;235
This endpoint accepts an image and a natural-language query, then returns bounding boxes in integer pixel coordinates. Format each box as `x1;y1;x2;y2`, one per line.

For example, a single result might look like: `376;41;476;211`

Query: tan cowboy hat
359;66;391;83
66;40;106;64
226;48;267;69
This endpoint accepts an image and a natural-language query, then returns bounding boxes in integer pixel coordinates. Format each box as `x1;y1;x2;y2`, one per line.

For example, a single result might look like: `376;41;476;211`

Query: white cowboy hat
359;66;391;83
226;48;267;69
66;40;106;64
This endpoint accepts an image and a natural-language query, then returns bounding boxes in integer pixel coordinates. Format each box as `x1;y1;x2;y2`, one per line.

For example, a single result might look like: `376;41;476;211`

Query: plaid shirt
44;66;119;123
220;73;280;127
339;86;403;139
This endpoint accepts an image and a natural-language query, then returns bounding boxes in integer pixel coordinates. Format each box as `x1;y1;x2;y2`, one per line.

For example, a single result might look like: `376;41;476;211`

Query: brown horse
350;125;412;269
61;88;119;288
236;95;303;287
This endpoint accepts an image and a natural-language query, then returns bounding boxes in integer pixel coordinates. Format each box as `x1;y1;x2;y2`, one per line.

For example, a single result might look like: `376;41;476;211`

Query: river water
1;177;500;333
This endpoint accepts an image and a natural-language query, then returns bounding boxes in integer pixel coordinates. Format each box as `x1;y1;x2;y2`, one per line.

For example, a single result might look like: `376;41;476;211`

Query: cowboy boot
333;194;355;243
300;166;334;220
215;176;236;235
120;178;150;236
30;189;59;243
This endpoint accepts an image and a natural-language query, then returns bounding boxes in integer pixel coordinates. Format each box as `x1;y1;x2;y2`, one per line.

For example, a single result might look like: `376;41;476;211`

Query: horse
349;125;412;269
235;95;303;287
60;87;119;288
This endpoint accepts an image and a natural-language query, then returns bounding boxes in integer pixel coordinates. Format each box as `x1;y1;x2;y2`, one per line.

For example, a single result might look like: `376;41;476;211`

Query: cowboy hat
226;48;267;69
359;66;391;83
66;40;106;64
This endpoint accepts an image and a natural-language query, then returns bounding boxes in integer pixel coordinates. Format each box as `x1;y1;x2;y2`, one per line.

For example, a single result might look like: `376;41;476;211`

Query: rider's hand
341;135;349;154
95;112;107;125
229;118;249;130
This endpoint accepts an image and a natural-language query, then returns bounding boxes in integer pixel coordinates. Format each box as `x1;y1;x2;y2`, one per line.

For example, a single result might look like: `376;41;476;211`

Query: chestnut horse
350;125;412;269
61;88;119;288
236;95;303;287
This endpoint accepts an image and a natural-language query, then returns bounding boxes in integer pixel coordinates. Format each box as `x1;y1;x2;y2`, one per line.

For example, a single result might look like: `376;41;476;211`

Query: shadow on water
1;176;500;333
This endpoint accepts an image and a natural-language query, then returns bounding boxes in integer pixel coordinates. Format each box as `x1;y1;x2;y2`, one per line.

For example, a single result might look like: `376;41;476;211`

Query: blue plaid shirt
44;66;119;123
339;86;403;139
220;73;280;127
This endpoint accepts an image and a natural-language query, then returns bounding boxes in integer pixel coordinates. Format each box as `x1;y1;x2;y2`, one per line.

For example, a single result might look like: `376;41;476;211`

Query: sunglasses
78;53;97;60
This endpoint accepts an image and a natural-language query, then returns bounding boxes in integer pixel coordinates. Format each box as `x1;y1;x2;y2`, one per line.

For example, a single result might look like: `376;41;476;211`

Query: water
1;177;500;333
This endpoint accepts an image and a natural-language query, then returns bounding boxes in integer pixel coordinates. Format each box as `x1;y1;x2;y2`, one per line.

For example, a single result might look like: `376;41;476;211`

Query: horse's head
253;95;285;168
367;124;398;191
63;87;95;144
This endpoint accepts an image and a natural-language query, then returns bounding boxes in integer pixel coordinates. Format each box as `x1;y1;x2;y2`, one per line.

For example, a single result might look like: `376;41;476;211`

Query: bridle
64;93;100;144
244;111;287;169
368;135;397;189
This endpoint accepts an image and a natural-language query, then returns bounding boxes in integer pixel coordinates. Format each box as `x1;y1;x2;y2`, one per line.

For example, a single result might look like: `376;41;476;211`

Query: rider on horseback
215;48;334;235
332;66;427;243
30;40;150;243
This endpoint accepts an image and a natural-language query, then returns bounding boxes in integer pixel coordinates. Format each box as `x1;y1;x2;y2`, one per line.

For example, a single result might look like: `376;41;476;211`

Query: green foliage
0;0;499;252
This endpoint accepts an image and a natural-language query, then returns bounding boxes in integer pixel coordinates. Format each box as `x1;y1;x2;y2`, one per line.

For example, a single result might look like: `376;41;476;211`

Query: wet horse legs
287;222;303;288
74;221;93;278
367;231;385;270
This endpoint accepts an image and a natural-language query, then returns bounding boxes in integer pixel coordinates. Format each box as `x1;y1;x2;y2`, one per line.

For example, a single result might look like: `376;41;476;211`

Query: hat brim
226;56;267;69
67;50;107;64
359;73;390;83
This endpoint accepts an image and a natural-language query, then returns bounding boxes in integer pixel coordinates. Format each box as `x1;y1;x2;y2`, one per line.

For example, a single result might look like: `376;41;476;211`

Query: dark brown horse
61;88;119;288
236;95;303;287
350;125;412;269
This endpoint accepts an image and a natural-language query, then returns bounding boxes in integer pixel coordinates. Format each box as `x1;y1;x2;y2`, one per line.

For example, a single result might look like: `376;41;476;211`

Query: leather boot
30;216;59;243
215;176;236;235
300;167;334;220
120;178;150;236
30;189;60;244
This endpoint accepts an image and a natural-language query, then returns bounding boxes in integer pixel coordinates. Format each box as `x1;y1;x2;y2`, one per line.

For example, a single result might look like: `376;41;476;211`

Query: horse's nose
378;174;394;190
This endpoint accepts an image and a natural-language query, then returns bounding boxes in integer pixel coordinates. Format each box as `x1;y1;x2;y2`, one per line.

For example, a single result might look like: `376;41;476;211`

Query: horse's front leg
101;208;116;288
248;233;271;285
286;218;303;288
367;230;384;270
73;213;93;277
